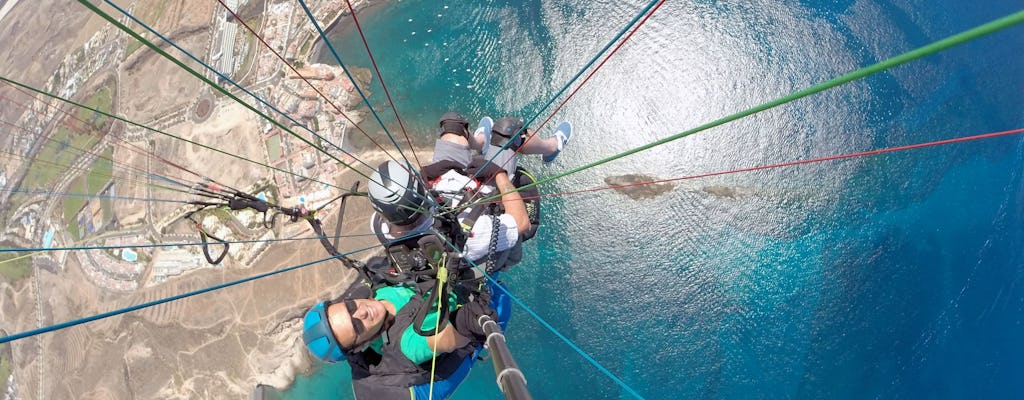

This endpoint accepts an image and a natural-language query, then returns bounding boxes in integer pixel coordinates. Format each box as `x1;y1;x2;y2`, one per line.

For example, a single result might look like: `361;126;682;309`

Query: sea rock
603;174;673;200
701;185;757;199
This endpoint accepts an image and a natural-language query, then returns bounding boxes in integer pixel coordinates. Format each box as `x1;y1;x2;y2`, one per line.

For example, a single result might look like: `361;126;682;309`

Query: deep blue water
279;0;1024;398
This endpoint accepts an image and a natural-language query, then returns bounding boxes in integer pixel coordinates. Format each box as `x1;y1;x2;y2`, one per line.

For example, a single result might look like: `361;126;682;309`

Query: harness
346;289;476;395
367;173;500;336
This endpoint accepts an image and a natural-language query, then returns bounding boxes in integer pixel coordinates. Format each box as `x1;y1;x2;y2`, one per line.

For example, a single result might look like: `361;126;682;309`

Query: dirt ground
110;139;155;227
0;0;107;91
119;32;210;122
0;1;415;398
171;100;270;189
2;153;407;399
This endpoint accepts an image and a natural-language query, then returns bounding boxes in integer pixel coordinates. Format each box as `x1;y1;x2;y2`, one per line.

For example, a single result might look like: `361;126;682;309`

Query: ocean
274;0;1024;398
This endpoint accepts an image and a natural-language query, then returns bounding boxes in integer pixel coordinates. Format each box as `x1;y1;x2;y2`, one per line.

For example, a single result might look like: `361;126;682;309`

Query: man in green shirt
302;280;497;399
353;284;463;365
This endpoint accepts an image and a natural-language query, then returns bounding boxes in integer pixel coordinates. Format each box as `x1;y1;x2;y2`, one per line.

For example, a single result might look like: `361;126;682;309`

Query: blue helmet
302;301;345;363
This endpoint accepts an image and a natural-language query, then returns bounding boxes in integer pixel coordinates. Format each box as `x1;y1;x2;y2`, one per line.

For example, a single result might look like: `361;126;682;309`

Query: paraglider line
0;245;380;345
431;236;647;400
0;77;343;191
214;0;412;171
296;0;436;208
343;0;423;170
0;232;381;253
466;0;664;184
455;10;1024;212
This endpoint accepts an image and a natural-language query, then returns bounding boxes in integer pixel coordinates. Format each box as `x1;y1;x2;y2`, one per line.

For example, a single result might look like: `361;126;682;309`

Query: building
217;0;241;78
152;248;204;280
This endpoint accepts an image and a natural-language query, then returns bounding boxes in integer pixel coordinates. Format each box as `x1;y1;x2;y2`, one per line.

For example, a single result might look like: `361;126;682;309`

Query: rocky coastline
307;0;387;65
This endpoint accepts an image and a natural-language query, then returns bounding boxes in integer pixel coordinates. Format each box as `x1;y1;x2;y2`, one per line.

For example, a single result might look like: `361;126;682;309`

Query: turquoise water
281;1;1024;398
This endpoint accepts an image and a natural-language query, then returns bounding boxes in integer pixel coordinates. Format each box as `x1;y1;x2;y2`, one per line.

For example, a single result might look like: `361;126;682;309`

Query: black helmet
438;112;469;135
491;117;524;146
368;161;428;226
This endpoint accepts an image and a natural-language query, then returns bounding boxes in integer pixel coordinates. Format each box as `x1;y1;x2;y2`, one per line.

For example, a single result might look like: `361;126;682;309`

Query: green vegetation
0;194;26;229
61;143;113;240
22;86;113;190
324;10;339;23
63;178;87;239
85;148;114;193
22;129;97;191
266;136;281;160
125;39;144;57
209;208;233;225
0;342;10;396
0;253;32;283
79;86;113;128
236;35;258;82
298;39;312;59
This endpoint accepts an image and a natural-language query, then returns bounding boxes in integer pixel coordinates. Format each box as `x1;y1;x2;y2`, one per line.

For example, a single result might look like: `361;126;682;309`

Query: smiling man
302;281;495;399
305;285;466;364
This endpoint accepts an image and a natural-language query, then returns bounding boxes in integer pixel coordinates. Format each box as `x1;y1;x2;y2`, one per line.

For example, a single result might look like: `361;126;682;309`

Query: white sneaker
543;121;572;164
474;116;493;157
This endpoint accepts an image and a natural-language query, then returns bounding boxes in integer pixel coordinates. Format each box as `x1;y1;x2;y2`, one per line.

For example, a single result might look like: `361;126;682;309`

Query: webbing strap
426;262;449;400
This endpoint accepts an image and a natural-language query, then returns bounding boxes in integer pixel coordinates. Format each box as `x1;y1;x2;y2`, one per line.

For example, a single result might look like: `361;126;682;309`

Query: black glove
453;291;495;341
466;156;507;179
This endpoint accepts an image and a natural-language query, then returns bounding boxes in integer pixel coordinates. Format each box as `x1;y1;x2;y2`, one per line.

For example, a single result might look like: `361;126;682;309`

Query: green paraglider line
0;76;343;191
213;0;419;173
3;3;1020;400
456;10;1024;212
465;0;665;184
0;232;380;253
81;0;436;213
0;246;378;345
0;187;191;204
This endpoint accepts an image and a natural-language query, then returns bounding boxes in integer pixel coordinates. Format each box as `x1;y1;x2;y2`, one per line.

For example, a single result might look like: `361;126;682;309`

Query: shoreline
307;0;388;65
258;145;436;397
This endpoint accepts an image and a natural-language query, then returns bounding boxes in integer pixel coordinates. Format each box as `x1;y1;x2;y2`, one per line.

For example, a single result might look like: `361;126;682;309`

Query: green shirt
370;285;459;365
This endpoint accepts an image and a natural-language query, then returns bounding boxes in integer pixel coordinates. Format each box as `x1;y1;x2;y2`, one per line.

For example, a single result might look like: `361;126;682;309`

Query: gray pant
431;139;517;176
431;139;472;167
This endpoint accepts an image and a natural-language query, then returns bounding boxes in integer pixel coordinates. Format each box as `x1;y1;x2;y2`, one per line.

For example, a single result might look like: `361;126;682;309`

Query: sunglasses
343;299;366;340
